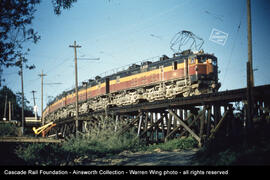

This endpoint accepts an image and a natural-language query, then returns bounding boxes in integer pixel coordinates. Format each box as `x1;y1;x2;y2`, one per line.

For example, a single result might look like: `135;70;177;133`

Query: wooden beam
214;104;221;127
178;108;205;138
160;115;165;140
165;107;205;141
144;113;149;132
118;113;141;135
166;114;172;136
154;113;158;141
209;110;229;139
206;106;212;136
139;114;166;138
199;109;205;138
137;115;143;136
150;112;154;141
165;112;191;141
167;109;201;145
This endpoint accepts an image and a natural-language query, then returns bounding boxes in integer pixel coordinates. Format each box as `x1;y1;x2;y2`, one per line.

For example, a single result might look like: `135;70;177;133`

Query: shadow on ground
76;149;199;166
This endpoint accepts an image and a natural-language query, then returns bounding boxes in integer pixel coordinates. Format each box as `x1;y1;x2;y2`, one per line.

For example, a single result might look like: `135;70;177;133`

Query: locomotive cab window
116;75;120;83
197;56;206;63
190;57;195;64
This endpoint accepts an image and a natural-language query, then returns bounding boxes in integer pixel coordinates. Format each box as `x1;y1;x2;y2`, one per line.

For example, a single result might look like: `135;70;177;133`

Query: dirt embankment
74;149;199;166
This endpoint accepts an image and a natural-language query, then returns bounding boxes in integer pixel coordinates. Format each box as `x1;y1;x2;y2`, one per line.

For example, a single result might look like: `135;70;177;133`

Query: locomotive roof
86;55;186;87
83;51;216;88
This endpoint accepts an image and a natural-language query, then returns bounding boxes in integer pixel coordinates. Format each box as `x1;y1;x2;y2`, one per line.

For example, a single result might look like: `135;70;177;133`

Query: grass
10;117;270;166
145;136;198;152
14;117;142;165
14;135;198;165
13;116;198;165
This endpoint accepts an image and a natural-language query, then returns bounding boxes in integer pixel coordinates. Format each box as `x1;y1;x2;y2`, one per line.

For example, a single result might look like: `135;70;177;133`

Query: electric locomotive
43;49;220;122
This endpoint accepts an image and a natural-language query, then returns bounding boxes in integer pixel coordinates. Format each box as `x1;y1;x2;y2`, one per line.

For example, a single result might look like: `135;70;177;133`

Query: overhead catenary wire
222;5;245;85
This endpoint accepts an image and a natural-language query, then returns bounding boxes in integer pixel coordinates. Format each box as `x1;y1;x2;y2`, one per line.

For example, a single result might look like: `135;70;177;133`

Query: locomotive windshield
197;55;217;65
197;55;207;63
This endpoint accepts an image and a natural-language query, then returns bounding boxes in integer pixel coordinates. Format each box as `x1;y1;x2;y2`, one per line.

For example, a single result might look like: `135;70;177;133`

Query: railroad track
52;84;270;125
90;84;270;115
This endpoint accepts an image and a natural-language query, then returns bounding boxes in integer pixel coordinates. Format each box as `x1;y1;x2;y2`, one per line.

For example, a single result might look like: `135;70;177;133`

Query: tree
51;0;78;15
0;0;40;85
0;0;82;85
0;86;34;121
51;0;113;15
0;0;84;86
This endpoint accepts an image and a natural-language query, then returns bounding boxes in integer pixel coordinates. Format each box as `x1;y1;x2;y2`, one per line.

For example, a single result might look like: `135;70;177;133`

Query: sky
2;0;270;116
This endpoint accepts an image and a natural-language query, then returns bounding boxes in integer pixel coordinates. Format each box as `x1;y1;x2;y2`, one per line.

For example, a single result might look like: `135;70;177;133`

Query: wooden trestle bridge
47;84;270;146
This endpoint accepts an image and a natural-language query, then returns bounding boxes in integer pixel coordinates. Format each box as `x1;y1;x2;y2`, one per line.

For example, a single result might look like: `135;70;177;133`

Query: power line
222;4;245;85
44;56;72;75
204;10;224;22
77;58;100;61
44;83;63;85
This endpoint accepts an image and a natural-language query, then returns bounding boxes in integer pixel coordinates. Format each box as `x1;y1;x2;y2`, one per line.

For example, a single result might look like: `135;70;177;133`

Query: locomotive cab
192;54;220;93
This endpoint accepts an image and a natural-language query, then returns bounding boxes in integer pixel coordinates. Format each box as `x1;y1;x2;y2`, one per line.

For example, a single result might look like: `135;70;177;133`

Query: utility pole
3;94;7;120
12;99;14;120
246;0;254;131
19;57;25;135
39;70;47;125
31;90;37;120
31;90;36;107
247;0;254;87
8;101;11;121
69;41;81;135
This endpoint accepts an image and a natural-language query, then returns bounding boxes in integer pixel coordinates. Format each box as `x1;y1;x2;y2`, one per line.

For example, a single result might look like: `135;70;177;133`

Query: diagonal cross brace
166;107;206;141
139;113;166;138
167;109;201;145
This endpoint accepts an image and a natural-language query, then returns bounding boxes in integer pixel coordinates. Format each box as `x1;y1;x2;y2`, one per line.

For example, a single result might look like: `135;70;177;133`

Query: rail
90;84;270;115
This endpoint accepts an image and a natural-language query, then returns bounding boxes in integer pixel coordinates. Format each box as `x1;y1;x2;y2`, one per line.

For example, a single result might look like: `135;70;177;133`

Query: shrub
193;126;270;166
15;117;141;165
0;123;18;136
15;143;66;165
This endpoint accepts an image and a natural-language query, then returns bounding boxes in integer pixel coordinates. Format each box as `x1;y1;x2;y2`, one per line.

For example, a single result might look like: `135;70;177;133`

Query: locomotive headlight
208;59;212;63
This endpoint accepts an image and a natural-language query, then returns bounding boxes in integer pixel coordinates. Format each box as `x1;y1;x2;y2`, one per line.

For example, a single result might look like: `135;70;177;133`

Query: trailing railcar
43;50;220;121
